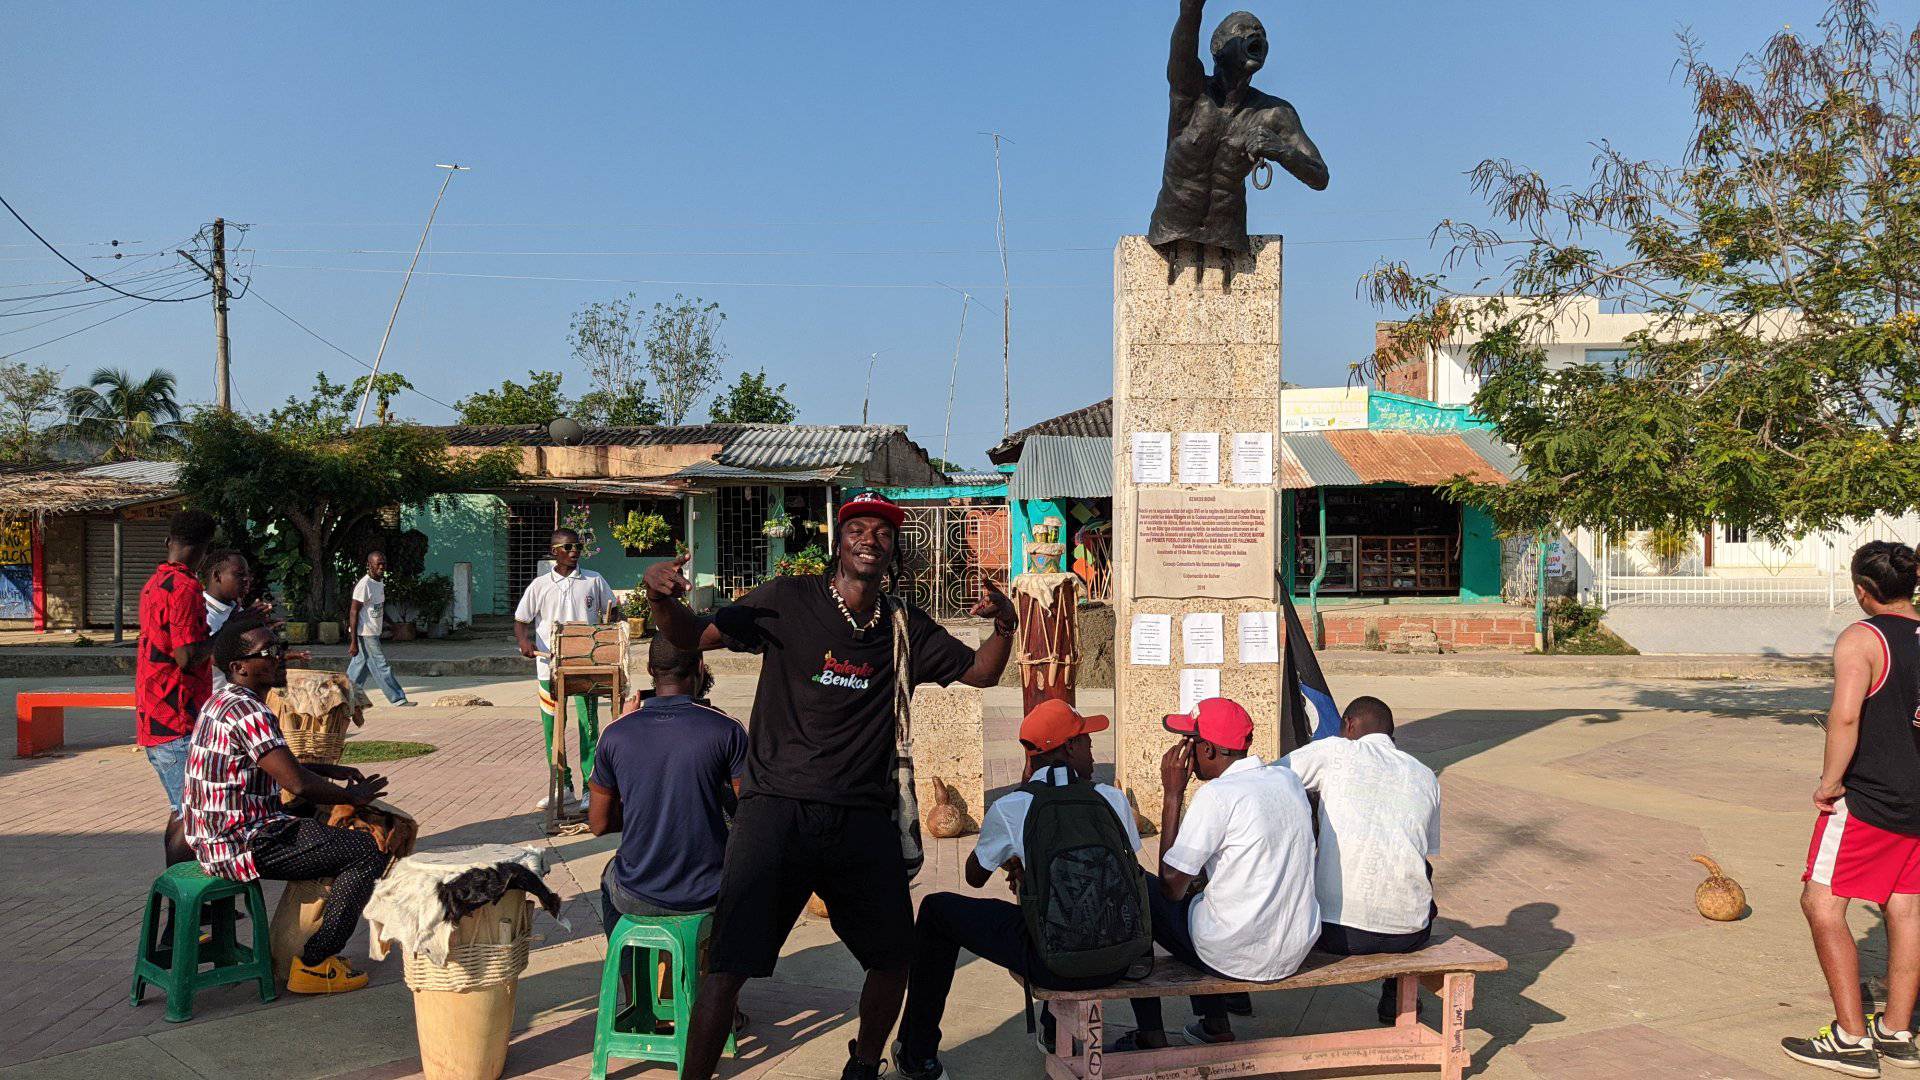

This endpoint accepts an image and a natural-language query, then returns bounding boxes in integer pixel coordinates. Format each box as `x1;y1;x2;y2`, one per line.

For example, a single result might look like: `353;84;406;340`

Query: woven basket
284;725;348;764
403;937;531;992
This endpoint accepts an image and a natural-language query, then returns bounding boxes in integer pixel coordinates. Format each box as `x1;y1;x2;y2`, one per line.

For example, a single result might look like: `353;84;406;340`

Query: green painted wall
1368;391;1495;432
405;494;506;617
1459;505;1504;602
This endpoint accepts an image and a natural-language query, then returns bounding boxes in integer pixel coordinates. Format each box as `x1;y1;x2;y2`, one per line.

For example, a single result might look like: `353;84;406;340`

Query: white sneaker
577;792;591;812
535;792;575;811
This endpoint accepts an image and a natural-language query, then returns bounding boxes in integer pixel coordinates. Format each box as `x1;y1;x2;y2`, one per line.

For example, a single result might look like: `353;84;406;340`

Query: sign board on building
0;521;30;619
1131;487;1275;599
1280;387;1368;432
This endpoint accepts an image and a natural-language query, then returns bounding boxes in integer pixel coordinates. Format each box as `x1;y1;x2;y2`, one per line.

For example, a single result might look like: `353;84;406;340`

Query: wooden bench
1033;936;1506;1080
16;691;136;756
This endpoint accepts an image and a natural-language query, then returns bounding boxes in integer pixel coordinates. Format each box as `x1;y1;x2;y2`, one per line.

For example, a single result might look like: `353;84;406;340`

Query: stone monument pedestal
1112;236;1285;826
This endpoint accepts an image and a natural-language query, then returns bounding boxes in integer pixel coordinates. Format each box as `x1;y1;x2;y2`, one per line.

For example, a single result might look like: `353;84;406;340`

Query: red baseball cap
837;492;906;530
1164;697;1255;752
1020;699;1110;755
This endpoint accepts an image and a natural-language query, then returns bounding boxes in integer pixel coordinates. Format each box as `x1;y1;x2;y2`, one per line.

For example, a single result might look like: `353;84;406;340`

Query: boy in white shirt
894;701;1143;1079
202;550;251;696
514;527;617;811
1280;695;1440;1023
346;551;412;707
1117;697;1320;1051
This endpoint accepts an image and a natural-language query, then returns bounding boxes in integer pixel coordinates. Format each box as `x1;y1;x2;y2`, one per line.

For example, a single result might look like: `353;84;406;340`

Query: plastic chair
130;862;276;1022
591;911;734;1078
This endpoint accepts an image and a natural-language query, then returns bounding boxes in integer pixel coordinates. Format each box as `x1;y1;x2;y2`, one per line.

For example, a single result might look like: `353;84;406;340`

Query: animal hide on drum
267;670;367;751
327;799;420;857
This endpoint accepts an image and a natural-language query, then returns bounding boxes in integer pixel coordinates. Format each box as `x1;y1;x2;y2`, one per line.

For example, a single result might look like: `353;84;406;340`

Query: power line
244;286;463;416
0;277;203;358
251;263;1105;290
0;193;210;302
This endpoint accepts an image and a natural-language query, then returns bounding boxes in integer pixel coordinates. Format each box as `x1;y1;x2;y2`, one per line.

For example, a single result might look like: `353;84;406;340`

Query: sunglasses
237;642;289;661
553;543;583;552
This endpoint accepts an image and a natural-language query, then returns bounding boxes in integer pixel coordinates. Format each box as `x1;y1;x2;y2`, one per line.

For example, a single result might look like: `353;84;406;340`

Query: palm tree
56;367;186;461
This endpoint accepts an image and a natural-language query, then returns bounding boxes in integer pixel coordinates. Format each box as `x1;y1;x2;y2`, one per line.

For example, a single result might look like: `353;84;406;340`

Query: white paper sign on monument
1178;668;1221;714
1237;611;1280;664
1182;613;1224;665
1178;432;1220;485
1129;613;1172;666
1131;432;1172;484
1231;432;1274;485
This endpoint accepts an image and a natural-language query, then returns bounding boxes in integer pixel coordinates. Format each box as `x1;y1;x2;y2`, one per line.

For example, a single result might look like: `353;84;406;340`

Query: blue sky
3;1;1809;465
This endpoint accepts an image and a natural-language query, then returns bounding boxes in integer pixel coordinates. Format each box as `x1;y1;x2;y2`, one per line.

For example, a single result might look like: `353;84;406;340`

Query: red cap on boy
1162;697;1255;751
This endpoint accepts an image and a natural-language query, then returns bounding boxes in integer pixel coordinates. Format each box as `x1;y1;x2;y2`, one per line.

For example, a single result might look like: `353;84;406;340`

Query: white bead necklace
829;580;884;633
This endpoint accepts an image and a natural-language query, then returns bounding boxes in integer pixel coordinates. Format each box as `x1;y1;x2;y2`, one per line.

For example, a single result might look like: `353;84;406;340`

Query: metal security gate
717;485;772;599
895;505;1009;619
504;501;558;608
84;519;168;628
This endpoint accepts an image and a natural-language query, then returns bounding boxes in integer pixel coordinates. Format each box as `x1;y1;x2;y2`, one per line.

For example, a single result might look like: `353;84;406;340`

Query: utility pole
176;218;232;410
861;352;880;425
982;132;1013;438
355;163;468;429
942;292;972;466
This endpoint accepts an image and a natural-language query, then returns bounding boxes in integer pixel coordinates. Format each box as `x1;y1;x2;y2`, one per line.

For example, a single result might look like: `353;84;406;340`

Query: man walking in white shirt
514;527;617;811
346;551;412;707
1280;696;1441;1024
1116;698;1320;1051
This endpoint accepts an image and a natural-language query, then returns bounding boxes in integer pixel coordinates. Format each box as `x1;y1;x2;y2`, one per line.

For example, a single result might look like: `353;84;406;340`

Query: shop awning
1280;431;1515;490
1008;435;1111;500
494;476;695;499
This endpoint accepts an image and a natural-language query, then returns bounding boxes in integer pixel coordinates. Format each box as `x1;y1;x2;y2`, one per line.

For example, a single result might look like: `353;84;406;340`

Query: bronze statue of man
1148;0;1329;261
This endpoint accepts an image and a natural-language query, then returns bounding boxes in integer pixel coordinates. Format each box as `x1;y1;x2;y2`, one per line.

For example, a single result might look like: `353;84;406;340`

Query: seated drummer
1117;698;1320;1051
183;609;393;994
587;635;746;930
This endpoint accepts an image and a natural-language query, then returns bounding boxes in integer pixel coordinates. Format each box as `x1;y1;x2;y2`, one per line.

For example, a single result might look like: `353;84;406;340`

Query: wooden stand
545;623;627;836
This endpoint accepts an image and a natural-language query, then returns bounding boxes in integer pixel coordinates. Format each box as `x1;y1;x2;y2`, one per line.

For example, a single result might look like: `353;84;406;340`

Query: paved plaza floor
0;666;1861;1078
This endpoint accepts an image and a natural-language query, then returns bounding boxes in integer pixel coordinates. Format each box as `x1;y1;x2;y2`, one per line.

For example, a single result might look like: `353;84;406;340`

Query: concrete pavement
0;668;1863;1078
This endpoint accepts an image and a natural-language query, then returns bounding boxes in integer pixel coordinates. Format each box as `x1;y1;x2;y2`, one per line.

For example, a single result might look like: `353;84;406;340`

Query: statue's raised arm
1147;4;1329;262
1167;0;1208;109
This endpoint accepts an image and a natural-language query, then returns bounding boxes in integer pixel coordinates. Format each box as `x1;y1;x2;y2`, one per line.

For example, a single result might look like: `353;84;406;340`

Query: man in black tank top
1786;541;1920;1075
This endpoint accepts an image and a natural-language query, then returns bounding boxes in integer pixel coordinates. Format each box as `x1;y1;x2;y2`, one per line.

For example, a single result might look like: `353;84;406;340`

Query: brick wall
1373;322;1430;400
1319;609;1537;651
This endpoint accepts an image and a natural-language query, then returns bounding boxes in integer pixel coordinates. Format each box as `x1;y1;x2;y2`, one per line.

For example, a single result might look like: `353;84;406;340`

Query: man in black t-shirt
645;491;1017;1080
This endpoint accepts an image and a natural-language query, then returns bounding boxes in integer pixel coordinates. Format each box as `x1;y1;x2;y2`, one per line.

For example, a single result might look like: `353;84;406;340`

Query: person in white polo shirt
1116;697;1320;1051
514;527;618;811
1279;696;1441;1025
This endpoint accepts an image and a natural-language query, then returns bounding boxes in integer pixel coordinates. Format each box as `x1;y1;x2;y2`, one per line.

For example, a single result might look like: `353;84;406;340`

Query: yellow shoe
287;955;369;994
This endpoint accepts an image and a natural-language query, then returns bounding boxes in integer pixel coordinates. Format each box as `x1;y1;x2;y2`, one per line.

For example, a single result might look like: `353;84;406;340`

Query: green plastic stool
130;862;276;1022
591;912;735;1078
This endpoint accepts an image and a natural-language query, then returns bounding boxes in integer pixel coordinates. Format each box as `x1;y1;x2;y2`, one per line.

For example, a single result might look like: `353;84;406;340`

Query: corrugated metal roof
79;461;183;484
433;422;910;470
946;471;1003;486
714;426;893;469
1281;432;1362;489
1008;435;1112;500
989;399;1112;464
1323;430;1509;486
1455;428;1525;480
670;461;844;484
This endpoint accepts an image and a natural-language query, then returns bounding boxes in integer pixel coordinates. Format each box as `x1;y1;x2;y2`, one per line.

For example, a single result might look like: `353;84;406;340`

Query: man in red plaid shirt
185;609;393;994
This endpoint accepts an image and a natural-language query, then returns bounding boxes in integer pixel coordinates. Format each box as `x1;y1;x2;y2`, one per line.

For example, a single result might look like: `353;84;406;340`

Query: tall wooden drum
1011;572;1083;712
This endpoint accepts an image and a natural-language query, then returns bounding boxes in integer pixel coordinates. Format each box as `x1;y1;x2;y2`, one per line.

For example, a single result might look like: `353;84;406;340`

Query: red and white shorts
1805;799;1920;903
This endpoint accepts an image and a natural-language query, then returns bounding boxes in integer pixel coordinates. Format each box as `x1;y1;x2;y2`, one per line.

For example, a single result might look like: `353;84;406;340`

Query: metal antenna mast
982;132;1013;437
354;163;468;428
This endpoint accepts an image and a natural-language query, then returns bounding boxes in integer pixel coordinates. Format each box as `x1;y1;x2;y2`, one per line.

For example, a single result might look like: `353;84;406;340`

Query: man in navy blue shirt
587;635;747;931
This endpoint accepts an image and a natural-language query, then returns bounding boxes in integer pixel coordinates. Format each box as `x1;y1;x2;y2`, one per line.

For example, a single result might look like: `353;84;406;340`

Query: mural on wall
0;521;31;619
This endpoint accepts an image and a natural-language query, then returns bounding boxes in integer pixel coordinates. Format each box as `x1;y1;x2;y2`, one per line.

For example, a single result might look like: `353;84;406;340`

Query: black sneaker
1782;1024;1881;1077
1872;1014;1920;1070
890;1040;943;1080
841;1039;884;1080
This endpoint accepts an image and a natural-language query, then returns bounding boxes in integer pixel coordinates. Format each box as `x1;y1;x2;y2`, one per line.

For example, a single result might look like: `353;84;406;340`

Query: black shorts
708;794;914;977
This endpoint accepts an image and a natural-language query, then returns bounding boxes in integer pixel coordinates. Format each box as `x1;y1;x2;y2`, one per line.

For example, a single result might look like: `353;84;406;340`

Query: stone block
1113;235;1281;297
911;684;986;826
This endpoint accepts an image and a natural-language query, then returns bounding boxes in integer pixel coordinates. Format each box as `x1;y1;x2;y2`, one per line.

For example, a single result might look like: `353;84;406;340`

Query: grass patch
340;740;438;764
